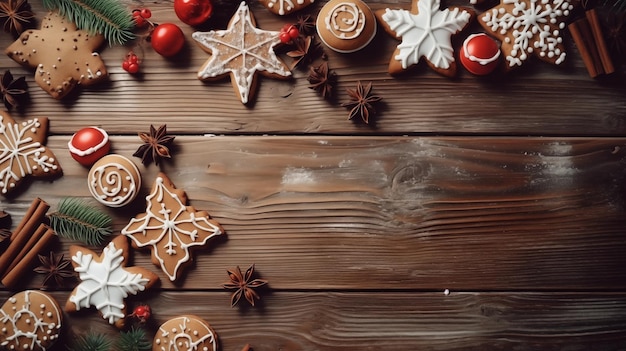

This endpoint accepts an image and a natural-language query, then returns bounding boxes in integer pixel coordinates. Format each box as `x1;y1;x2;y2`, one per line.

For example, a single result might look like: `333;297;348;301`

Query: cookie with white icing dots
153;315;218;351
259;0;315;15
5;11;107;99
66;235;159;329
0;290;63;351
192;1;291;104
316;0;377;53
376;0;474;76
478;0;573;70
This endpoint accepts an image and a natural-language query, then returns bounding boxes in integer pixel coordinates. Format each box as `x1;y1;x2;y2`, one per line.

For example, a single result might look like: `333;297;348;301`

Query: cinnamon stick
2;225;55;288
10;198;47;240
5;223;47;273
569;20;599;77
586;9;615;75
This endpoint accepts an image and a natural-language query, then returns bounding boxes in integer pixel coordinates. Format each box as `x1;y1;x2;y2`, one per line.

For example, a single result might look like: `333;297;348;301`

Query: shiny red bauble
460;33;501;76
174;0;213;26
151;23;185;57
68;127;111;166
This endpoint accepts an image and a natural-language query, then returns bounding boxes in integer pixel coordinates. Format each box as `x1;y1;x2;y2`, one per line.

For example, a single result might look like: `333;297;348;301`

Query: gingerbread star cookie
376;0;473;76
66;235;159;329
5;11;107;99
192;1;291;104
0;111;62;196
259;0;315;15
122;172;224;282
478;0;573;69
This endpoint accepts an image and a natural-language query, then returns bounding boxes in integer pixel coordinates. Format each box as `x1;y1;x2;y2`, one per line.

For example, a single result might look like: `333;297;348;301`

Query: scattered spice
294;14;315;36
0;0;34;35
307;62;336;99
341;81;382;124
605;11;626;64
0;70;28;110
222;264;268;307
33;251;76;289
133;124;175;166
287;35;324;69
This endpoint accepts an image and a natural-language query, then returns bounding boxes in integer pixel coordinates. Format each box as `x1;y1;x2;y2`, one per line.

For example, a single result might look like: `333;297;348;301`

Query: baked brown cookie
5;11;107;99
87;154;141;207
0;290;63;351
153;315;218;351
316;0;377;53
259;0;315;15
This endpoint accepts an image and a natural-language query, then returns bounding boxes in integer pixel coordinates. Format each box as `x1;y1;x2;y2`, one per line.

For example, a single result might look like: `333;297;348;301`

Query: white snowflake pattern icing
381;0;472;70
324;2;366;40
481;0;573;67
69;240;151;325
0;291;61;351
155;316;217;351
121;176;223;282
266;0;314;15
0;116;58;194
192;1;291;104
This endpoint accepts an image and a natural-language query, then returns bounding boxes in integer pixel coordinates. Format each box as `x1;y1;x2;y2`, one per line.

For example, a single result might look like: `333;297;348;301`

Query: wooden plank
1;291;624;351
0;1;624;136
2;136;624;290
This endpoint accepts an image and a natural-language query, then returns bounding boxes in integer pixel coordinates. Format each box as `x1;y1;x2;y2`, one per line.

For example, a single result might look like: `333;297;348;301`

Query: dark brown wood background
1;0;625;350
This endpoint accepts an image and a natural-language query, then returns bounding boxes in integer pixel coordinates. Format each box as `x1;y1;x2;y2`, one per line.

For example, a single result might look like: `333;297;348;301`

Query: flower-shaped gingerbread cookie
0;111;62;196
5;11;107;99
478;0;573;69
376;0;473;76
122;172;224;282
192;1;291;104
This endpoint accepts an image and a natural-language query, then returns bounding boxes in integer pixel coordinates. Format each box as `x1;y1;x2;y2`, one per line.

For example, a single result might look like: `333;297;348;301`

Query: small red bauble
174;0;213;26
150;23;185;57
131;304;151;323
68;127;111;166
460;33;501;76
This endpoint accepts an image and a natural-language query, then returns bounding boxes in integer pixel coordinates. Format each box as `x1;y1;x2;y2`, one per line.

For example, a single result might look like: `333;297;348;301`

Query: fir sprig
42;0;135;45
49;197;113;246
68;331;112;351
115;328;151;351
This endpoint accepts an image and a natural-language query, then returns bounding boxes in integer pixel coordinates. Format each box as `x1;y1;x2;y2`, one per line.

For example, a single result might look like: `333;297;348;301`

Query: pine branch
116;327;151;351
68;331;112;351
49;197;113;246
42;0;135;45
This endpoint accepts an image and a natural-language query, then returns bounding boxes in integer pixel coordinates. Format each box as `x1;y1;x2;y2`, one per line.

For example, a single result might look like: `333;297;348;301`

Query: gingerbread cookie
66;235;159;329
0;112;62;196
87;154;141;207
192;1;291;104
376;0;473;76
0;290;63;351
153;315;218;351
5;11;107;99
260;0;315;15
478;0;573;69
316;0;377;53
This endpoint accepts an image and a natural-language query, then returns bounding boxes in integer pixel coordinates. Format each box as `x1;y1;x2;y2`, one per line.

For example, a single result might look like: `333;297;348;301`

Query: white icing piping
324;2;366;40
88;158;140;207
67;126;109;156
463;33;501;65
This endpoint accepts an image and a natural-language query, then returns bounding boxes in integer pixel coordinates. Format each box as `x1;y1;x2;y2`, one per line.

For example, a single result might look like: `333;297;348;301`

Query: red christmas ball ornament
131;304;152;323
150;23;185;57
174;0;213;27
460;33;501;76
68;127;111;166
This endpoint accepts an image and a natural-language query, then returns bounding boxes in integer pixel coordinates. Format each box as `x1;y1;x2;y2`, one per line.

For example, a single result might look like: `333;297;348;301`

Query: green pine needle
115;328;151;351
42;0;136;46
49;197;113;246
68;331;112;351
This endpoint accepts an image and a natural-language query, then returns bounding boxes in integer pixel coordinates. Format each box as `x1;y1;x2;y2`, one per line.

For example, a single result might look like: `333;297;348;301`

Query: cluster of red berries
279;24;300;44
129;304;151;324
132;8;153;28
122;51;140;74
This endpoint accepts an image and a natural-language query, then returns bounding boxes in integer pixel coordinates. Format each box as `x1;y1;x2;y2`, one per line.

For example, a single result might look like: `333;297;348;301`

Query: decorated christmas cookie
66;235;159;329
478;0;573;69
316;0;377;53
68;126;110;166
192;1;291;104
122;172;224;282
0;112;62;196
460;33;501;75
0;290;63;351
5;11;108;99
87;154;141;207
153;315;218;351
375;0;473;76
260;0;315;16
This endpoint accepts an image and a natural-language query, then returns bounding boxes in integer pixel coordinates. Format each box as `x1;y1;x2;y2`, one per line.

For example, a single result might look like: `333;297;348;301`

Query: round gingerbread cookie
153;315;218;351
0;290;63;351
316;0;377;53
87;154;141;207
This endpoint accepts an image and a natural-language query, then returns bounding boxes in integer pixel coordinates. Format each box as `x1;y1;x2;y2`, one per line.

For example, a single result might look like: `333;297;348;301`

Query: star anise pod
222;264;268;307
295;14;315;36
341;81;382;124
0;70;28;110
34;251;76;289
287;36;324;69
308;62;336;99
0;0;34;35
133;124;175;166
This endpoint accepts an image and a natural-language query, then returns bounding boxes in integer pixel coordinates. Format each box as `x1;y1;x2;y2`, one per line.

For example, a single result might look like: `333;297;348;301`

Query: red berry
279;32;291;44
289;27;299;39
128;54;138;64
122;60;130;71
127;63;140;74
134;15;146;27
132;9;141;17
140;8;152;19
131;304;151;322
279;24;299;44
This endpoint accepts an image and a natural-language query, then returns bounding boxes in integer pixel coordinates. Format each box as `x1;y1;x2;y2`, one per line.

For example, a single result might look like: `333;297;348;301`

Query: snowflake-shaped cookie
192;1;291;104
376;0;473;76
478;0;573;69
0;112;62;196
122;172;224;282
66;236;159;329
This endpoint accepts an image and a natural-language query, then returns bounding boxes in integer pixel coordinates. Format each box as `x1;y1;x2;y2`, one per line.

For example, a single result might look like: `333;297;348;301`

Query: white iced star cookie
192;1;291;104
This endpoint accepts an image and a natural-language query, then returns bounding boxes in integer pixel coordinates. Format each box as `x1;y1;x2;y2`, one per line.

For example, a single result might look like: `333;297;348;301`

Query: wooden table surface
1;0;625;350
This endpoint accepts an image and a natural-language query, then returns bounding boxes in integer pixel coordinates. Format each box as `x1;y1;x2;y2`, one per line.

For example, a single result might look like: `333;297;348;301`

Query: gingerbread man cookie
5;11;108;99
259;0;315;15
122;172;224;282
66;235;159;329
153;315;218;351
0;290;63;351
0;112;62;196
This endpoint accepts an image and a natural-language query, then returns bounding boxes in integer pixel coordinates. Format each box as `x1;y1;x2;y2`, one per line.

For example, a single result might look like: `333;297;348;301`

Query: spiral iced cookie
316;0;376;53
153;315;218;351
87;154;141;207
